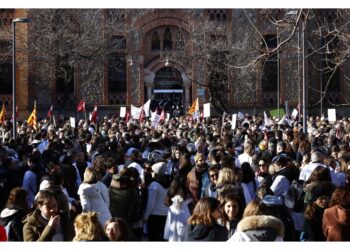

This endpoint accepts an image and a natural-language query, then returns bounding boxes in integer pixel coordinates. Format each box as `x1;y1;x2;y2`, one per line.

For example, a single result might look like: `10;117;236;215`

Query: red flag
90;105;98;123
76;99;86;112
47;105;53;119
159;108;165;122
139;105;145;123
125;110;130;123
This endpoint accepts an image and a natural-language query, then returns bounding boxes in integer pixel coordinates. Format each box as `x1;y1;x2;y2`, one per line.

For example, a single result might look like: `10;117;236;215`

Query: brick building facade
0;9;349;118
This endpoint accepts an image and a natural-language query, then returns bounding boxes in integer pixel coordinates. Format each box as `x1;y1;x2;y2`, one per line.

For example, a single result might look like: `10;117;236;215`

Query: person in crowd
303;166;335;206
143;162;170;241
73;212;109;241
300;195;330;241
255;159;273;187
322;187;350;241
184;197;227;241
23;190;74;241
77;167;111;227
104;217;136;241
205;165;220;198
22;152;44;208
230;199;284;241
0;187;29;241
186;153;210;204
218;193;244;239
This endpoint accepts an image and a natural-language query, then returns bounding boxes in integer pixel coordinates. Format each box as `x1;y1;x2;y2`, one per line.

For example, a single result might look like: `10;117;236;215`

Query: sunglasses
258;163;266;166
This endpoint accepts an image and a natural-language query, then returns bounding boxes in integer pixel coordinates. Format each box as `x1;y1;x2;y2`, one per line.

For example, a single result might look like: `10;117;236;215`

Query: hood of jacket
78;183;101;198
236;215;284;241
332;205;350;225
0;208;20;225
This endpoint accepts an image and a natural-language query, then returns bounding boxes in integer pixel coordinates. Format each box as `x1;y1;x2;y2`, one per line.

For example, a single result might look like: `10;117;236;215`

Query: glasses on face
258;163;266;167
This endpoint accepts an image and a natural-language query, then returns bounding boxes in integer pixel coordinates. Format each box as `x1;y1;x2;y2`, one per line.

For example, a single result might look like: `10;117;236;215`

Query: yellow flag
187;97;199;115
0;104;6;124
27;102;37;130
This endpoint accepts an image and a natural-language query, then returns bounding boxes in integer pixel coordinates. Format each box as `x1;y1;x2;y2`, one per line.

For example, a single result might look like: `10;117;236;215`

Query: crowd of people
0;111;350;242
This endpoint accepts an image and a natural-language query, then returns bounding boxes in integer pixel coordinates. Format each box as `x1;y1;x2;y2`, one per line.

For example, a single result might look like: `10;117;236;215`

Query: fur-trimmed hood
231;215;284;241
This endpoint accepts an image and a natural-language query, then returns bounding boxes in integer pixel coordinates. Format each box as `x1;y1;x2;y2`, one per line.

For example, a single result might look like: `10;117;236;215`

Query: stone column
146;82;154;100
183;82;191;110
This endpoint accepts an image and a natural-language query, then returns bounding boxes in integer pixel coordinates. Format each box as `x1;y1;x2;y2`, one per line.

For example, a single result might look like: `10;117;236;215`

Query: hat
194;153;205;163
126;147;137;157
151;162;167;175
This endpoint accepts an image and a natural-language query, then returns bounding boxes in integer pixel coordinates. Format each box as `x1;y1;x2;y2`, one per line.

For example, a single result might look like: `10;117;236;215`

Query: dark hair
329;187;350;209
104;217;135;241
6;187;29;211
34;190;56;207
305;166;331;184
164;175;188;207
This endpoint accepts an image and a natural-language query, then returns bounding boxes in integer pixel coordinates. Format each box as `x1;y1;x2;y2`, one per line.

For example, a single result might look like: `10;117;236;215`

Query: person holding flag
187;97;199;120
0;104;6;125
77;99;86;120
27;101;37;130
47;105;53;120
90;105;98;124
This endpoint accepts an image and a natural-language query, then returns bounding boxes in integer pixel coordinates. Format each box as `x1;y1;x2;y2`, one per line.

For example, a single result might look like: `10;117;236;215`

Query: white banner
131;105;142;119
120;107;126;118
231;114;237;130
291;108;298;119
203;103;211;118
328;109;336;122
143;99;151;117
70;117;75;128
151;112;161;127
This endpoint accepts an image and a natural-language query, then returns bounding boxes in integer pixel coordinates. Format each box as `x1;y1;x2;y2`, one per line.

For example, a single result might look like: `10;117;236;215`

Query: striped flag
27;102;37;130
0;104;6;124
187;97;199;116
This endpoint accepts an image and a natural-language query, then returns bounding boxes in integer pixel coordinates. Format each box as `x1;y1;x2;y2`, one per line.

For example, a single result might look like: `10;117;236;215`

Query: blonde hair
217;167;236;186
73;212;106;241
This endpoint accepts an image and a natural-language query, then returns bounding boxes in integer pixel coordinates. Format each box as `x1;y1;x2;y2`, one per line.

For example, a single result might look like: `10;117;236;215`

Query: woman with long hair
0;187;29;241
184;197;227;241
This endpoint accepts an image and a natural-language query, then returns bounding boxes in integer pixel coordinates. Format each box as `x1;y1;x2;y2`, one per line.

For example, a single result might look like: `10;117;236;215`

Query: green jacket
22;209;74;241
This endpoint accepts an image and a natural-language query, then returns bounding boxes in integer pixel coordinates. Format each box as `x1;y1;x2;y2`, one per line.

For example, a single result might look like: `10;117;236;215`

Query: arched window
163;27;172;51
151;31;160;51
175;31;184;50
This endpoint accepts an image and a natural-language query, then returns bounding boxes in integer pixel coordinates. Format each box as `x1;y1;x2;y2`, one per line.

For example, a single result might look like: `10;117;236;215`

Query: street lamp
12;17;31;139
301;16;307;135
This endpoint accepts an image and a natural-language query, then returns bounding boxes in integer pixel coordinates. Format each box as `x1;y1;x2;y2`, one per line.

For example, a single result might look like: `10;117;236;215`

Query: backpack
284;179;305;213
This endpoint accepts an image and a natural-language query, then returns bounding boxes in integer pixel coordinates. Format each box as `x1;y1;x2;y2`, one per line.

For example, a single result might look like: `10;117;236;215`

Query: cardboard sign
203;103;211;118
120;107;126;118
328;109;336;122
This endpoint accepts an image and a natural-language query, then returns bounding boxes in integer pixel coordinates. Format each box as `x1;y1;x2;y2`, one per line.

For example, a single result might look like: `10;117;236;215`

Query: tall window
261;35;278;95
261;53;278;92
151;31;160;51
0;62;12;94
56;64;74;94
163;27;172;51
108;53;126;104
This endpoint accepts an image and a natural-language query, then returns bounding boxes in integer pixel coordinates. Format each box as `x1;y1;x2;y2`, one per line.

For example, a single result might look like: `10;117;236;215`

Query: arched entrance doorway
152;66;184;114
